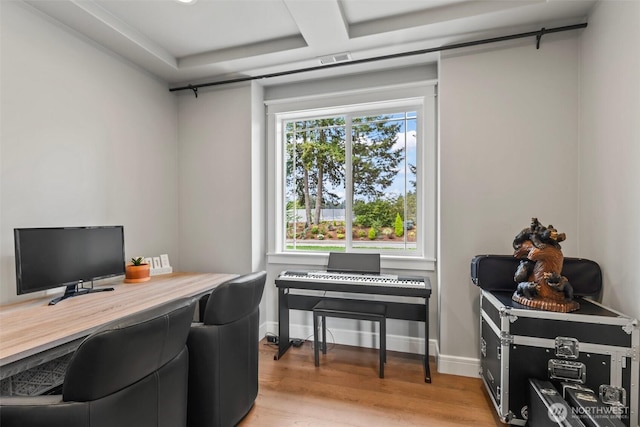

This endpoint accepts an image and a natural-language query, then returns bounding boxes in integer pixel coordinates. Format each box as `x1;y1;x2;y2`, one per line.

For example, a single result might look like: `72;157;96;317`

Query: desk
0;272;235;385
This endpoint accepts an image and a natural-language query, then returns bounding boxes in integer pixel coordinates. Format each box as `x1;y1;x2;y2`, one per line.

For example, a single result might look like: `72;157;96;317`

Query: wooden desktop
0;272;235;389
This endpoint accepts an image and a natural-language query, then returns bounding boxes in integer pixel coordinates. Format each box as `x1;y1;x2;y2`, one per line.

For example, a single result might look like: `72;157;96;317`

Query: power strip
266;335;279;344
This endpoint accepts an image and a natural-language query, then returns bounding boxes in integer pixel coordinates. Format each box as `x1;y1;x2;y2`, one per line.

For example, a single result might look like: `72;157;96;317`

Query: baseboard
259;321;270;345
261;320;438;364
437;353;481;378
260;321;481;378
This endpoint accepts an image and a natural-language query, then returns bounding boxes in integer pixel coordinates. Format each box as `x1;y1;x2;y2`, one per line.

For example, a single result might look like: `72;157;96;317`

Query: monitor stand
49;282;114;305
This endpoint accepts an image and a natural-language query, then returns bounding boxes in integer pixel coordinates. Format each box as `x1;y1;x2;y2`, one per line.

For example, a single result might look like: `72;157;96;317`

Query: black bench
312;299;387;378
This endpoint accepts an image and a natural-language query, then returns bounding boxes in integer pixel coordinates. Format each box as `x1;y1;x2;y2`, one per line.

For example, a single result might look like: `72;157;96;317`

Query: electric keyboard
279;270;426;289
275;270;429;298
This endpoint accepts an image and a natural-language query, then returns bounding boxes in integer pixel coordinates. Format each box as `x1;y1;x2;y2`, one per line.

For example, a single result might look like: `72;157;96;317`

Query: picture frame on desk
160;254;170;268
149;255;173;276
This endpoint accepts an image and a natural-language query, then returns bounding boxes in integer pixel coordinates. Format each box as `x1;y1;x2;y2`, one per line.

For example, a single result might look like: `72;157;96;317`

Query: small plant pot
124;264;150;283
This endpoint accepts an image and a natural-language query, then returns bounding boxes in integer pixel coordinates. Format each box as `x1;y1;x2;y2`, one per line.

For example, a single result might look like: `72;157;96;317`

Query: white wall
580;3;640;421
579;0;640;323
264;64;438;101
0;1;179;303
177;84;256;275
439;34;581;374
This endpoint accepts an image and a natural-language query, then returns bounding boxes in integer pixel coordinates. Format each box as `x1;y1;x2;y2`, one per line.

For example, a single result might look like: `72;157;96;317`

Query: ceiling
24;0;596;87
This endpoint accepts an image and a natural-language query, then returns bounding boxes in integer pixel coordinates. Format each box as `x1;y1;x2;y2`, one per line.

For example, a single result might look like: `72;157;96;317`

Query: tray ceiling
23;0;595;86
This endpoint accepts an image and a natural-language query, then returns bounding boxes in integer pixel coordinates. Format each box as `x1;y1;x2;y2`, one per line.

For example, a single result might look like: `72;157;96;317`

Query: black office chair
186;271;266;427
0;298;197;427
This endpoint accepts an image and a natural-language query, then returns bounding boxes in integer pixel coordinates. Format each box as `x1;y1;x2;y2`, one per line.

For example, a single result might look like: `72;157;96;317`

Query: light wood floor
240;339;504;427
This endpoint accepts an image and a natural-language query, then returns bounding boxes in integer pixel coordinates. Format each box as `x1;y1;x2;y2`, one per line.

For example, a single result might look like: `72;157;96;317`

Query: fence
287;209;345;223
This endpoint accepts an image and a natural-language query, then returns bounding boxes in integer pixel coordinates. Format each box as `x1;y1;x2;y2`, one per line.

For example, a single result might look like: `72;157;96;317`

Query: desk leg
275;287;292;360
424;298;432;383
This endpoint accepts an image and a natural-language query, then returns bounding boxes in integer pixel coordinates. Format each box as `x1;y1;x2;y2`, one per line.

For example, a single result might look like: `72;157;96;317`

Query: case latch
599;385;626;407
481;338;487;358
548;359;586;383
555;337;579;359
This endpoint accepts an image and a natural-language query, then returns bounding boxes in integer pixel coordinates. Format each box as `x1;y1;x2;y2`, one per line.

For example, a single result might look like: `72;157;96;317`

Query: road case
528;378;586;426
564;385;627;427
480;290;639;426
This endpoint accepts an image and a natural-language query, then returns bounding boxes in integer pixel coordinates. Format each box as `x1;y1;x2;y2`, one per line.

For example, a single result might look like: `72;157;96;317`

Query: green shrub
394;213;404;237
353;199;396;227
317;234;325;240
368;228;377;240
357;230;366;238
311;225;319;235
337;233;345;239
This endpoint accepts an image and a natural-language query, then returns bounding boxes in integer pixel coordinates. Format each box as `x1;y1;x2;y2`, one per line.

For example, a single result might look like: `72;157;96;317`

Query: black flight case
528;378;586;426
471;255;639;427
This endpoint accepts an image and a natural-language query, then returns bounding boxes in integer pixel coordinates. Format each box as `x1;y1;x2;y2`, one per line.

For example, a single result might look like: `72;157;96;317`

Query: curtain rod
169;22;587;96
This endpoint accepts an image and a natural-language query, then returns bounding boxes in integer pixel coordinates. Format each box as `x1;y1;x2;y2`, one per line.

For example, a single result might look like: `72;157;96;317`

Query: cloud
392;131;417;151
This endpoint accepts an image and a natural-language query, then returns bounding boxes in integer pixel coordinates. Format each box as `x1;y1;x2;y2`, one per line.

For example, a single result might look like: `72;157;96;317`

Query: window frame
266;83;436;271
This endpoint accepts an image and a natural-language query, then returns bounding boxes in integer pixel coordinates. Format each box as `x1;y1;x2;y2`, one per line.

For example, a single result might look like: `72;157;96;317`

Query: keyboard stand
274;278;432;383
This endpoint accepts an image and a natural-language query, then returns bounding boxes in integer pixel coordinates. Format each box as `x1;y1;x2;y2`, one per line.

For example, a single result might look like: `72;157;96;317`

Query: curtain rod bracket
189;85;198;98
536;27;546;49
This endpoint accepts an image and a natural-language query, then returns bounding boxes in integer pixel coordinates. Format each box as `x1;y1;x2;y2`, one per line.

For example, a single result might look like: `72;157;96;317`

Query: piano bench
312;299;387;378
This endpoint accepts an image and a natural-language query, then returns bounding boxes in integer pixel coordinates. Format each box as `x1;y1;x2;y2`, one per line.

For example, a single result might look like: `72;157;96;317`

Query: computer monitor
14;226;125;305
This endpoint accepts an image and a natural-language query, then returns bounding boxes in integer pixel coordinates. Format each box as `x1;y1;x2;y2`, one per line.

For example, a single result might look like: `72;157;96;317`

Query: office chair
0;298;197;427
186;271;266;427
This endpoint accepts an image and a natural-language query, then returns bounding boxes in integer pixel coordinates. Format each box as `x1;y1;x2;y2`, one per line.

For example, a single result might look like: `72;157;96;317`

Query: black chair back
1;298;197;427
63;298;196;401
201;271;266;325
187;271;266;427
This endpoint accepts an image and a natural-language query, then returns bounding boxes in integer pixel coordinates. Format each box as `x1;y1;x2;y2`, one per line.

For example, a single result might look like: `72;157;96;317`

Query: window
267;84;436;267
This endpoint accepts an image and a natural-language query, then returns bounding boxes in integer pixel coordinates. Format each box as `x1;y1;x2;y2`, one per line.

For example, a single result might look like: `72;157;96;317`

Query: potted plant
124;256;150;283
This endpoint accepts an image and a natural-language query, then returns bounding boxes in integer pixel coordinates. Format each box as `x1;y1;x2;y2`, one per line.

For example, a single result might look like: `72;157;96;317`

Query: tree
392;192;417;224
352;116;404;201
286;118;345;225
286;115;403;225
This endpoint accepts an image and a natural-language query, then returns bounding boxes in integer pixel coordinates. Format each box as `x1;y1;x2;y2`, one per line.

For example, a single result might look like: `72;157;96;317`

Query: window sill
266;251;435;272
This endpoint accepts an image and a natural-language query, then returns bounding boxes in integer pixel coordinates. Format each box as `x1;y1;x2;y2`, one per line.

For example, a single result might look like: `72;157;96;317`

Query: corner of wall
251;82;267;272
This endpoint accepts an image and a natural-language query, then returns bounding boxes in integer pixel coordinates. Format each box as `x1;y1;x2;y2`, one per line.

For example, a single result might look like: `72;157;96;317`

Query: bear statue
511;218;579;313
